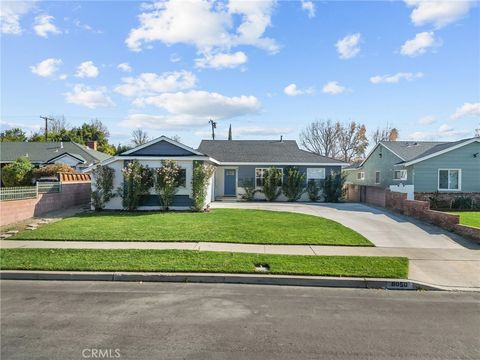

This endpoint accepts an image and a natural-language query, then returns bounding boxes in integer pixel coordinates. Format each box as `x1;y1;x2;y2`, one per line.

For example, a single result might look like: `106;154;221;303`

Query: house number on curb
387;281;413;290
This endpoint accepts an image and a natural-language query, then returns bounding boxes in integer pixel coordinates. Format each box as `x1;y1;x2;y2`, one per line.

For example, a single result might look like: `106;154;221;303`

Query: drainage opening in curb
254;264;270;273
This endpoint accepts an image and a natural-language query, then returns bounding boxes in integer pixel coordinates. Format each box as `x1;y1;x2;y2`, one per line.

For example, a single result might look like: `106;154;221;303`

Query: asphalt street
1;280;479;360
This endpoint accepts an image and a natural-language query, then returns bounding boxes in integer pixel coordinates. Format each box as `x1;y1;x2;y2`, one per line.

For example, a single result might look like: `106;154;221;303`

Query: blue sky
1;0;479;148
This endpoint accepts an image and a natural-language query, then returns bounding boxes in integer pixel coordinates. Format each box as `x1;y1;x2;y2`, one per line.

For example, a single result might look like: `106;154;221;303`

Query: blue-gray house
344;137;480;202
93;136;346;210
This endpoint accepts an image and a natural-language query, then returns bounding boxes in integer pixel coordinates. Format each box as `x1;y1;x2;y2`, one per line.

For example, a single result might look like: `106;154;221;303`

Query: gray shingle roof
0;142;111;165
197;140;345;164
380;137;476;163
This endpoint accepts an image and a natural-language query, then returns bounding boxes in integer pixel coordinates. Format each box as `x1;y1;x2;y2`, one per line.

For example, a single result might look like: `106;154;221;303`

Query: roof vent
280;135;283;142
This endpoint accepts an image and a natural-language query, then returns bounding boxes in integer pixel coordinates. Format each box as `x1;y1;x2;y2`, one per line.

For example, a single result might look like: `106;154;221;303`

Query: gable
126;140;198;156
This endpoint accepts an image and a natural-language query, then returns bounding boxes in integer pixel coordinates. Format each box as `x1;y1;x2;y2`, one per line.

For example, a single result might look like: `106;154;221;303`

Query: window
178;168;186;187
307;168;325;187
357;172;365;181
255;168;283;187
438;169;461;191
375;171;381;184
393;170;407;181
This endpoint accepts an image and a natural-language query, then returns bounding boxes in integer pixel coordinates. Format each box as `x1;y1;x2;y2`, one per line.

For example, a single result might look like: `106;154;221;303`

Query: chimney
280;135;283;142
86;140;97;151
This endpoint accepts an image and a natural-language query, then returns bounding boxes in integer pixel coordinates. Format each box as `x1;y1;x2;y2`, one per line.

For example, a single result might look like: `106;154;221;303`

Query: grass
12;209;372;246
448;211;480;228
0;249;408;278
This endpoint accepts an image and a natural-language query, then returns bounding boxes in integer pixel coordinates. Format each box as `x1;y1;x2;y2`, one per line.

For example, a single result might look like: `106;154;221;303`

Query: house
0;141;110;172
93;136;346;210
344;137;480;202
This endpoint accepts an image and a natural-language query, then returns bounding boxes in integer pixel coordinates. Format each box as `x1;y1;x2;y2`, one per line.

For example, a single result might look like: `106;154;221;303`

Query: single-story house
93;136;346;210
344;137;480;201
0;141;110;172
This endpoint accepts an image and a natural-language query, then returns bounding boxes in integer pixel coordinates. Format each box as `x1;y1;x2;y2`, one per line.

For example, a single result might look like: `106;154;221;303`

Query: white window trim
375;171;381;184
357;171;365;181
393;169;407;181
438;169;462;191
255;167;283;188
306;167;326;182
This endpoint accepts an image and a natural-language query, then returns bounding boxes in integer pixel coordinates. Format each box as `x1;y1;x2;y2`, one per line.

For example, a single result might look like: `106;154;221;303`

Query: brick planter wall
414;192;480;208
0;182;90;227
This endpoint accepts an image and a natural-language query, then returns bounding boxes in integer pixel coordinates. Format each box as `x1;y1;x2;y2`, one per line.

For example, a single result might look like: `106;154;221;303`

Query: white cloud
322;81;347;95
75;61;99;78
335;33;361;59
301;0;315;18
170;53;181;63
409;124;470;140
120;113;206;130
73;19;103;34
451;102;480;120
125;0;278;55
370;72;424;84
133;90;260;120
400;31;441;57
30;58;62;78
115;71;197;97
0;1;35;35
405;0;473;28
64;84;115;109
418;115;436;125
33;14;61;38
284;83;314;96
59;74;67;80
117;63;132;72
195;51;247;69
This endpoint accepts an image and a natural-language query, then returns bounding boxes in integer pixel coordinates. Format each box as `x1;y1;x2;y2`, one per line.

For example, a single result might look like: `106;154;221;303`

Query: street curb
0;270;446;291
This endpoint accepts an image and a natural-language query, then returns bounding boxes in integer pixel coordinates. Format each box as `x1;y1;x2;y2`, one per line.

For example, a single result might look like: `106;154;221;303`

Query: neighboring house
344;137;480;201
0;141;110;172
92;136;346;210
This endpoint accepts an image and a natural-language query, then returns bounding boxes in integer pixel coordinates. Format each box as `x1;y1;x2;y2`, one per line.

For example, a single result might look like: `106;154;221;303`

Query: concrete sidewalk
2;240;479;289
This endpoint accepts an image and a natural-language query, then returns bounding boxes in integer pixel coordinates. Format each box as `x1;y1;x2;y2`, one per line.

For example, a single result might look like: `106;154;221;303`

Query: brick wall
0;182;90;226
345;184;386;207
415;192;480;208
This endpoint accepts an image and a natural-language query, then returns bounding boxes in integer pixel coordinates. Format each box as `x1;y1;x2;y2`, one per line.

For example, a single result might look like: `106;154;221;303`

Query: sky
1;0;479;148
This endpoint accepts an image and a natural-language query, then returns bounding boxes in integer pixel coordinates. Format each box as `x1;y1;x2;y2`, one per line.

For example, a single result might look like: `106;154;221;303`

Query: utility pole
208;119;217;140
40;116;54;141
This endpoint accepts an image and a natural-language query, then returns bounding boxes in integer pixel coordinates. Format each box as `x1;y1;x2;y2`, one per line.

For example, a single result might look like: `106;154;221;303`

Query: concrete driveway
212;202;476;249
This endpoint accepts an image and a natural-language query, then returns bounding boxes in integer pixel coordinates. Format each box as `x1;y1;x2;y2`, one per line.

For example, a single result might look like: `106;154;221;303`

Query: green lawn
12;209;372;246
0;249;408;278
449;212;480;228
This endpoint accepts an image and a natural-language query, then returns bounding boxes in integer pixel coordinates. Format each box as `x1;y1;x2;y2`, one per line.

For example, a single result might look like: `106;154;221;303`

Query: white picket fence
0;182;61;201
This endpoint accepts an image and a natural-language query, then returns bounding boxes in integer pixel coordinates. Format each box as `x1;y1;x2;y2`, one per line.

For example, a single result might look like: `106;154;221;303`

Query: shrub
118;160;152;211
282;167;305;202
191;161;216;211
1;157;33;187
91;165;115;211
241;178;257;201
451;196;473;210
32;164;75;180
262;167;283;202
155;160;182;211
307;179;322;201
324;171;345;202
428;191;440;209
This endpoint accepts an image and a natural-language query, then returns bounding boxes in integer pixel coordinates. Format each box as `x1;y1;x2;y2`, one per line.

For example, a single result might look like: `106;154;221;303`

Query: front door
224;169;236;196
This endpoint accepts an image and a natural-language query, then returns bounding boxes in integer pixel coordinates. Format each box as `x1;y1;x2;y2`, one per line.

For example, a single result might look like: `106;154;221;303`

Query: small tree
1;157;33;187
191;161;216;211
262;167;283;202
32;164;76;180
282;167;305;202
155;160;181;211
91;165;115;211
241;178;257;201
324;172;345;202
118;160;151;211
307;179;322;202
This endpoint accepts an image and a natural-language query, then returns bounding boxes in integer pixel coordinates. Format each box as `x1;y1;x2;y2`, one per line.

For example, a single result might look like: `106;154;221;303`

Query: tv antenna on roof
208;119;217;140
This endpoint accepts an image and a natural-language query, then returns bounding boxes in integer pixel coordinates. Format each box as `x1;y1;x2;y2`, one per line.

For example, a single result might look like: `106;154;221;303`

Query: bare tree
172;134;181;142
337;122;369;162
475;124;480;137
371;125;399;144
49;115;69;134
300;120;341;158
131;129;149;146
